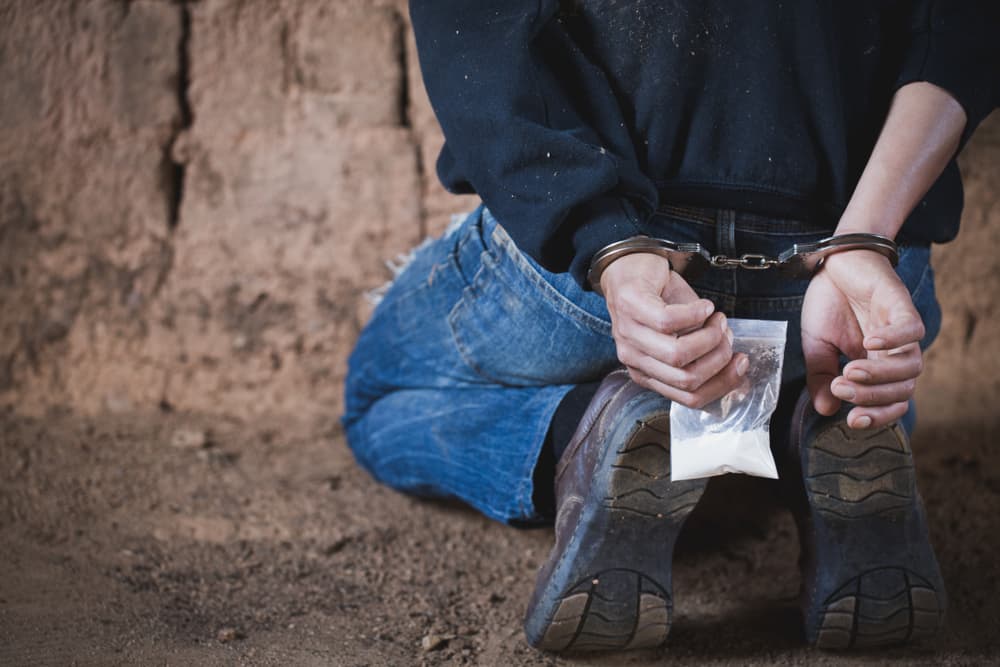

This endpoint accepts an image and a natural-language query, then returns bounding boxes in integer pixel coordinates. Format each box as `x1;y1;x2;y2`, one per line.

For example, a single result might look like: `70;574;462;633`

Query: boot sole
802;421;945;649
525;395;707;652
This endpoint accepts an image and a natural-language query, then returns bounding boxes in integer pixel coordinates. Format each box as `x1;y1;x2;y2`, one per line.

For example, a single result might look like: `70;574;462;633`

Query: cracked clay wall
0;0;997;428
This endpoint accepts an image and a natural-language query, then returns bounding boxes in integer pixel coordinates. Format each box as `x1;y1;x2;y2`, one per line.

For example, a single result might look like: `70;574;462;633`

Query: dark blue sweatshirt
410;1;999;287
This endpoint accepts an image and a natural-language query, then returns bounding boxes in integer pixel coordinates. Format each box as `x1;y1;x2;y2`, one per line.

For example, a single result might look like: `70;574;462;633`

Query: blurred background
1;1;997;664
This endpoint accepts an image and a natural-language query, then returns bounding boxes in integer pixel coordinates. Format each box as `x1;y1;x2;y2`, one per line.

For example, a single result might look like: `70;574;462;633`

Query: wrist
589;236;693;296
599;250;672;296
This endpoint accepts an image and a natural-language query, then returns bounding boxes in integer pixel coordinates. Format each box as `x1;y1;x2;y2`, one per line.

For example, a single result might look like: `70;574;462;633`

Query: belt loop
716;209;736;255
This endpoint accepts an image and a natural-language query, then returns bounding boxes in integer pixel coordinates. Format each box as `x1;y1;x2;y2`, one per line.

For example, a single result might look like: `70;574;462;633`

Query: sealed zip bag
670;318;787;481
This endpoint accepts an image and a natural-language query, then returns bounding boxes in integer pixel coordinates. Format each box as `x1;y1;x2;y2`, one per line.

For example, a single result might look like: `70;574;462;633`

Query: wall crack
166;0;194;230
396;8;429;238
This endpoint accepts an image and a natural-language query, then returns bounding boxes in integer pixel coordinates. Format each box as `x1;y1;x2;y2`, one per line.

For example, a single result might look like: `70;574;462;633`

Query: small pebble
421;634;447;651
171;427;208;450
216;627;243;643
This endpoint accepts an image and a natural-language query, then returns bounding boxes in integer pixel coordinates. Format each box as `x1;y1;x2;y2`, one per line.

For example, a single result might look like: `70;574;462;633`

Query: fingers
628;353;749;409
832;377;916;407
616;311;729;368
846;401;910;430
863;315;925;352
830;342;922;429
841;344;923;386
835;343;922;406
624;343;746;397
617;313;743;394
618;291;715;336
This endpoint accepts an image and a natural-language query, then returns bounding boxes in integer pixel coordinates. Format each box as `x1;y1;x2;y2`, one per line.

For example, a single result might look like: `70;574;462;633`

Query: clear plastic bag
670;318;787;481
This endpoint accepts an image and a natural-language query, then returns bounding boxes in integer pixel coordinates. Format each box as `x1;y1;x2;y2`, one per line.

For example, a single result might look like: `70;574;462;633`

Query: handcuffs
587;233;899;296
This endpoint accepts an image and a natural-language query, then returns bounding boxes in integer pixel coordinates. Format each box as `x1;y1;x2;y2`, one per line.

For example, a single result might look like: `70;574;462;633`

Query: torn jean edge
365;209;474;306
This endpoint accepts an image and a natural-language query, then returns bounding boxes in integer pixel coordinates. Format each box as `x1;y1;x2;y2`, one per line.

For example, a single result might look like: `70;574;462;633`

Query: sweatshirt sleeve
895;0;1000;148
409;1;660;288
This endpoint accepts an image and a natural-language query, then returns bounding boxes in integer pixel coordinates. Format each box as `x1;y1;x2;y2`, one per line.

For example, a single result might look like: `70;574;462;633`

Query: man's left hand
801;250;925;429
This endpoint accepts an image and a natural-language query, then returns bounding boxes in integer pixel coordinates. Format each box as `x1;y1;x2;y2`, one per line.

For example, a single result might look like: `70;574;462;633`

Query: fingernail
736;356;749;376
718;314;728;331
854;415;872;429
867;337;886;349
834;382;855;400
703;302;715;318
846;368;870;382
726;327;734;345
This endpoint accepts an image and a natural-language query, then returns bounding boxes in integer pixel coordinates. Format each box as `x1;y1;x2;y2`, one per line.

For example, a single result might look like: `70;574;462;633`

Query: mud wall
0;0;996;427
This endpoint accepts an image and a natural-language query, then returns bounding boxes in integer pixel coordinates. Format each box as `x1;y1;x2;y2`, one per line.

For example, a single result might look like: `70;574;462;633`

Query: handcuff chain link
709;253;782;270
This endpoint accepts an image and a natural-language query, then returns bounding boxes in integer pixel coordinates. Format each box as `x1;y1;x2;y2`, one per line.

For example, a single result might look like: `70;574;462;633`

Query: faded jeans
342;205;941;524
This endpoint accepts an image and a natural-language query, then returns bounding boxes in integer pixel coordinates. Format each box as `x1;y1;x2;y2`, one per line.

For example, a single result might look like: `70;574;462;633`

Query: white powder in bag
670;430;778;480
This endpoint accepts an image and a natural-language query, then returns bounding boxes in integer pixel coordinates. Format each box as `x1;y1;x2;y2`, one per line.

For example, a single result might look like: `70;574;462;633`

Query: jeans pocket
447;226;617;386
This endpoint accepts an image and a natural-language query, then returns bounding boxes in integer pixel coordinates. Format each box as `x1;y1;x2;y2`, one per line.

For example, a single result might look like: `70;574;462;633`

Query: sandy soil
1;409;998;666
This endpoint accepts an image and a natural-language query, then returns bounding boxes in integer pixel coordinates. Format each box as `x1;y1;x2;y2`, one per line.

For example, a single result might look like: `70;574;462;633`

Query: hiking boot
524;369;707;652
785;389;946;649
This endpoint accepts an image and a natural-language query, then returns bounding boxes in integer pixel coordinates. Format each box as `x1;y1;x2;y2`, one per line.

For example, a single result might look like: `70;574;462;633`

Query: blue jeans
342;205;941;524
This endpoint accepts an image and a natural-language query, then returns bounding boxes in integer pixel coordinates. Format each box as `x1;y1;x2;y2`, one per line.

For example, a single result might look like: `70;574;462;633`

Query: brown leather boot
524;369;708;652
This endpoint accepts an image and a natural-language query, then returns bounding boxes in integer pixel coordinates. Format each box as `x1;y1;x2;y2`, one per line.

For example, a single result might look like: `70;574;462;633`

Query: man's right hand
600;252;749;408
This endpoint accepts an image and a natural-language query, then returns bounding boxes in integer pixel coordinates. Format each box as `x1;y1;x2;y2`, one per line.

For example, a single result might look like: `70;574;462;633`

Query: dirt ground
1;408;998;666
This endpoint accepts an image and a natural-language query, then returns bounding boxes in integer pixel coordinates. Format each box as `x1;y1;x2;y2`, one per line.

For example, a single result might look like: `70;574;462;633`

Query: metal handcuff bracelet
586;233;899;296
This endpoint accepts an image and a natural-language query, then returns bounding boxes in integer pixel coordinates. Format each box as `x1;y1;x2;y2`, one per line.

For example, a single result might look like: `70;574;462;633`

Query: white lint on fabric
365;210;472;306
670;319;787;481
